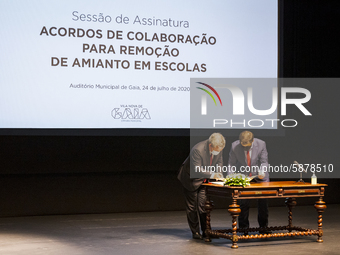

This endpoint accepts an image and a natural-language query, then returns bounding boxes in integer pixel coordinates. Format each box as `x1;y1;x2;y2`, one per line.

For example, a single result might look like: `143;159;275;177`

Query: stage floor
0;204;339;255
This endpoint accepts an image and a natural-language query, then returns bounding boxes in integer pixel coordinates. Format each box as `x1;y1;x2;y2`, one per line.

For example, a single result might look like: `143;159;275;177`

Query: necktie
247;151;252;177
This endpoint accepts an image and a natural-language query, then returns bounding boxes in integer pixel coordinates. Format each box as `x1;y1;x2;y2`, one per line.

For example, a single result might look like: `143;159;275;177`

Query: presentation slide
0;0;278;129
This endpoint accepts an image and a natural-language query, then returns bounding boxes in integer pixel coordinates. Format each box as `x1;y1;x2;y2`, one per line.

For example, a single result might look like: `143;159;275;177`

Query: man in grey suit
178;133;226;239
228;131;270;234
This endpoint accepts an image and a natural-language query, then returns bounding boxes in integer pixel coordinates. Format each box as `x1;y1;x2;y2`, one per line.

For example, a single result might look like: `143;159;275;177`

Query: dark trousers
183;186;207;235
238;199;268;229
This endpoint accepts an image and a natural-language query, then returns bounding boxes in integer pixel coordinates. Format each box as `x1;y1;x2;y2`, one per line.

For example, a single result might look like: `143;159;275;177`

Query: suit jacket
178;140;223;191
227;138;269;182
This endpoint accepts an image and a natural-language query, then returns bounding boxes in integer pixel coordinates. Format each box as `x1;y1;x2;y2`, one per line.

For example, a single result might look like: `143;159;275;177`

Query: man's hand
210;172;224;180
258;169;265;179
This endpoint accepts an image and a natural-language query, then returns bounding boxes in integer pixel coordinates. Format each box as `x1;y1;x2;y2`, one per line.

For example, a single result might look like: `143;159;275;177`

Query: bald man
228;131;270;234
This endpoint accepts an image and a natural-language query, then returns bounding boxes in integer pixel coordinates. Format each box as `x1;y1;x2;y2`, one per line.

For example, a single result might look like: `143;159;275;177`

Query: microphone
294;161;307;173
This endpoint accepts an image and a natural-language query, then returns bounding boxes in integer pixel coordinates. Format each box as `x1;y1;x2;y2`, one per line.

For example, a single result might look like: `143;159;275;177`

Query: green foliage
224;173;251;187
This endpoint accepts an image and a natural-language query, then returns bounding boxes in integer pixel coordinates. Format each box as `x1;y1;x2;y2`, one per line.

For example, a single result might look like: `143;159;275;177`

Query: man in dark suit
178;133;226;239
228;131;270;234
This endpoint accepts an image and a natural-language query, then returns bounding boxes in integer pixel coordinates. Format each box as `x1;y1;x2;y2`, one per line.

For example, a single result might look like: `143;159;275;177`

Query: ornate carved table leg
285;197;296;232
228;199;241;249
204;196;213;242
314;197;327;243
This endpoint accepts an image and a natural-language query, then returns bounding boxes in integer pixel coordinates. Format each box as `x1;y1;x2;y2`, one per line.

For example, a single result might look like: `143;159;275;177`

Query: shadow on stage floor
0;204;339;255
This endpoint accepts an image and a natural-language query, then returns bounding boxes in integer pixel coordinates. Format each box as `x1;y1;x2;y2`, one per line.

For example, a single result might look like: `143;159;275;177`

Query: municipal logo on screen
111;105;151;122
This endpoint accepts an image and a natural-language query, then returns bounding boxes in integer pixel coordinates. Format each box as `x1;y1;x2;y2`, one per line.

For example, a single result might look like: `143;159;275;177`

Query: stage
0;204;339;255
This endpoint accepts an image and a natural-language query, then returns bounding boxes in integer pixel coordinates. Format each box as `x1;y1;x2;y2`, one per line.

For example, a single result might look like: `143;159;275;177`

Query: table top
203;181;328;189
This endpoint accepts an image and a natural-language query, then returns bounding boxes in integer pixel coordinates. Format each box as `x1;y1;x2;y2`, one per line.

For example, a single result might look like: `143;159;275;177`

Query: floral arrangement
224;173;251;187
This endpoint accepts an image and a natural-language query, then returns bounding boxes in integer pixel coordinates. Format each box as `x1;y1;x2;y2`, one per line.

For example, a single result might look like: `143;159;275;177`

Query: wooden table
202;181;327;248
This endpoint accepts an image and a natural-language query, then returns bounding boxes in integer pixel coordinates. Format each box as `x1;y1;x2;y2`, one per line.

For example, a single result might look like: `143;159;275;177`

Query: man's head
208;133;226;155
239;131;254;151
